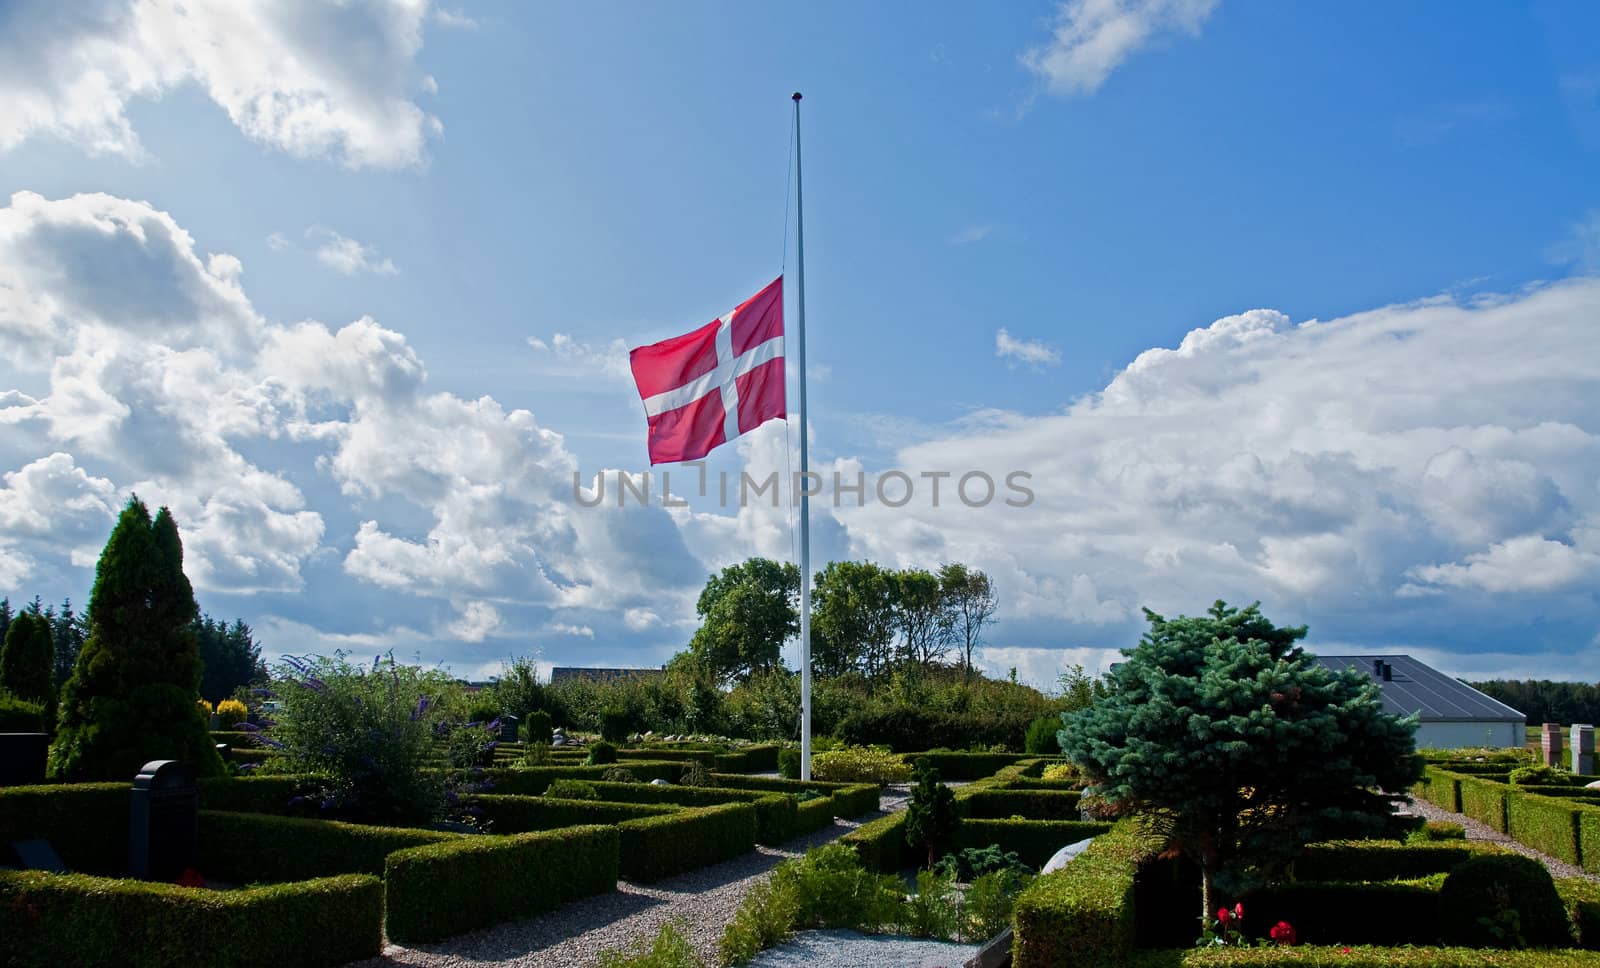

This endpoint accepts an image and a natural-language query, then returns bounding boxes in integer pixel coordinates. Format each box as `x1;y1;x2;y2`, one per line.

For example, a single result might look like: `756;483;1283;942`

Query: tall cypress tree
0;610;54;705
48;497;223;780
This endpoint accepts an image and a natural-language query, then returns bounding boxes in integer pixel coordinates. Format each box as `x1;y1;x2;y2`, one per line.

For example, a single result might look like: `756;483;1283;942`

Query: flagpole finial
792;92;802;101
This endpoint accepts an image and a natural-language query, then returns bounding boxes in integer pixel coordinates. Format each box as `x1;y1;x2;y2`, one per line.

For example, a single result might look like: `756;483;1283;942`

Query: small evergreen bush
600;707;631;742
680;760;711;787
601;766;639;783
546;779;600;800
905;764;960;869
523;709;554;743
1024;713;1062;754
1438;853;1575;948
587;740;618;765
778;746;801;779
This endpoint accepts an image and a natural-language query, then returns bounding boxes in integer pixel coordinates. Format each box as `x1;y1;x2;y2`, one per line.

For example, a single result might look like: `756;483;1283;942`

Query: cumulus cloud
527;333;633;382
1405;536;1600;595
1021;0;1220;96
449;601;502;642
0;0;442;169
311;228;399;276
995;328;1061;367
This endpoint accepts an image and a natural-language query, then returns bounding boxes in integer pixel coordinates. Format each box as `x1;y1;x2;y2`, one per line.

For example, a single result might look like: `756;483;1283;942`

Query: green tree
48;498;224;780
195;615;265;703
811;560;897;680
893;568;950;668
687;557;798;683
904;763;960;869
937;563;996;675
49;599;87;690
0;598;11;650
1059;600;1421;928
491;655;547;720
0;610;54;706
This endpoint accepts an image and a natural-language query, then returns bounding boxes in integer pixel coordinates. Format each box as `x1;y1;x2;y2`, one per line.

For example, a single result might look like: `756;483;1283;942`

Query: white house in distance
1313;654;1526;750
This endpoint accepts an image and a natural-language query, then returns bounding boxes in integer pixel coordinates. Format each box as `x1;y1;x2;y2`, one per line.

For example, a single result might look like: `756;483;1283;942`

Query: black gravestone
499;714;519;744
129;760;198;881
0;733;49;786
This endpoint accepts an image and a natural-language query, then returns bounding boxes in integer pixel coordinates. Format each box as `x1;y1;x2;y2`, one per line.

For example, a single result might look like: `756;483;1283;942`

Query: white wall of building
1414;720;1524;750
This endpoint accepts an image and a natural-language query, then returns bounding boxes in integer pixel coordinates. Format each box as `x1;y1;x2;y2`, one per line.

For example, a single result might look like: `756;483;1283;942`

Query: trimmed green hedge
1414;768;1463;814
843;810;908;873
1584;806;1600;875
831;783;882;818
197;775;316;814
906;751;1036;780
471;795;677;831
714;743;781;773
198;811;455;882
960;788;1083;820
468;762;686;795
1124;947;1600;967
1012;819;1158;968
1292;840;1486;882
575;780;799;845
0;781;127;872
1246;879;1443;946
616;802;757;882
795;795;836;834
1507;791;1584;867
0;868;382;968
208;731;259;747
385;824;619;944
1458;773;1510;832
1563;877;1600;950
954;818;1112;868
617;748;719;767
704;774;880;818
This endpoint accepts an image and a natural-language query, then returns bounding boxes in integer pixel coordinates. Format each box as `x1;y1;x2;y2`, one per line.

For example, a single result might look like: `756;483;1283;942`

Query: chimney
1372;659;1384;677
1381;661;1393;682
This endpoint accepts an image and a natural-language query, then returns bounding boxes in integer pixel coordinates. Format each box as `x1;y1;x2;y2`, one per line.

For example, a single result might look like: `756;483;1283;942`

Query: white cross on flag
629;276;786;464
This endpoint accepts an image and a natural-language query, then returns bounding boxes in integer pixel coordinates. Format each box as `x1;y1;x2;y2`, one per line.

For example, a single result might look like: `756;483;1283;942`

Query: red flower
1234;902;1244;919
1270;920;1297;946
1342;947;1352;955
1217;907;1231;924
176;868;206;889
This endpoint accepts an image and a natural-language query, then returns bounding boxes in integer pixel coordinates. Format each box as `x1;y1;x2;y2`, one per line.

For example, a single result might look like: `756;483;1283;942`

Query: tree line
1465;678;1600;726
682;557;997;685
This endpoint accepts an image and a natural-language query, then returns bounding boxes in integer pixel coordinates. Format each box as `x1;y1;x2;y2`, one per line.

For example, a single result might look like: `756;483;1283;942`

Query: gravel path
348;795;905;968
746;929;979;968
1400;793;1597;882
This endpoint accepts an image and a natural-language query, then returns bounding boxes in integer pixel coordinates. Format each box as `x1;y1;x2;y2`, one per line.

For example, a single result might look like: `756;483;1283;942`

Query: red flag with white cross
629;276;786;464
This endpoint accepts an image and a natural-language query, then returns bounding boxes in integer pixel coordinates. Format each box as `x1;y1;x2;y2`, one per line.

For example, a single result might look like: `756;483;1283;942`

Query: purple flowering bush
271;651;453;825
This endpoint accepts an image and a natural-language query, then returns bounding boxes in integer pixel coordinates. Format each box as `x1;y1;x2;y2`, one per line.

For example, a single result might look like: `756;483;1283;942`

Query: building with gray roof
1313;654;1526;749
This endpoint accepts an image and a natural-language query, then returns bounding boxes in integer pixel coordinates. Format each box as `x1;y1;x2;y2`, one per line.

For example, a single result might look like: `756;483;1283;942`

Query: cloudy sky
1;0;1597;686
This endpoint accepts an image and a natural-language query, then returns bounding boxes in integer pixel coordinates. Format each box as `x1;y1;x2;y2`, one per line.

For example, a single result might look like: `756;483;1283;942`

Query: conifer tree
1060;600;1421;929
904;763;960;869
48;497;223;780
0;610;54;706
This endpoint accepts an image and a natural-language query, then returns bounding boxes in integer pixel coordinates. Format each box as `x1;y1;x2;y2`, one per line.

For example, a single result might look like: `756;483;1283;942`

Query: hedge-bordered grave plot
1413;751;1600;874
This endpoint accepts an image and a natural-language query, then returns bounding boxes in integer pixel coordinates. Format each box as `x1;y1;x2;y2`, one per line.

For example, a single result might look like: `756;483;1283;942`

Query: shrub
956;819;1114;869
904;868;961;940
1459;773;1510;833
214;698;248;728
715;743;781;773
1025;714;1062;754
779;842;904;931
1409;821;1467;842
1041;763;1077;783
720;872;801;965
198;811;455;882
1559;877;1600;950
601;707;631;742
937;845;1032;881
385;825;619;943
0;869;382;968
0;690;45;732
1;611;54;707
197;698;214;717
1507;792;1583;866
778;746;801;779
911;751;1035;780
48;499;224;782
961;789;1083;820
521;740;553;767
599;919;706;968
1247;879;1444;946
588;740;619;765
965;867;1033;941
811;746;912;785
843;810;908;872
602;766;639;783
1438;854;1576;949
1510;765;1562;786
546;779;600;800
905;764;960;869
616;803;757;882
1293;841;1484;883
471;794;675;831
1010;819;1161;968
680;761;711;787
522;709;554;743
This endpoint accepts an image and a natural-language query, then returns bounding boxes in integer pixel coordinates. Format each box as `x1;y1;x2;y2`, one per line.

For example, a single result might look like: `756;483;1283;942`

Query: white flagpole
792;92;812;782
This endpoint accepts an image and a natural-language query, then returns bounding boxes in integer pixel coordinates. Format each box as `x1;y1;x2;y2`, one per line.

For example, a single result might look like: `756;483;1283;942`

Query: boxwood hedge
0;781;127;872
842;810;908;873
1245;878;1445;946
1124;948;1600;967
615;803;757;882
1011;820;1159;968
384;824;619;943
198;811;456;882
1458;774;1510;832
0;868;382;968
1507;792;1584;867
1291;840;1490;882
714;743;781;773
906;751;1037;780
954;818;1113;868
960;788;1083;820
468;794;679;831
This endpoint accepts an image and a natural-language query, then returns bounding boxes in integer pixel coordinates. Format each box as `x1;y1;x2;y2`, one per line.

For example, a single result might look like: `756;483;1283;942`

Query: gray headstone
129;760;198;881
0;733;49;787
1572;724;1595;775
499;714;519;744
8;838;67;872
1542;723;1563;768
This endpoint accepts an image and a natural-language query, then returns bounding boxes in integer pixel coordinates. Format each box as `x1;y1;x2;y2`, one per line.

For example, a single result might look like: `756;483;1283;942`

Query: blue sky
0;0;1597;686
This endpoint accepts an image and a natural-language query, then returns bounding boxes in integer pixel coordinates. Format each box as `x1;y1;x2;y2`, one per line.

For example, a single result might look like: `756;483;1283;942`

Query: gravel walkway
746;929;979;968
348;795;904;968
1399;793;1597;883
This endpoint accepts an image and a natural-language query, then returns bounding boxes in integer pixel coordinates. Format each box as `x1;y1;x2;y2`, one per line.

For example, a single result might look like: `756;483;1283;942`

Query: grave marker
129;760;198;881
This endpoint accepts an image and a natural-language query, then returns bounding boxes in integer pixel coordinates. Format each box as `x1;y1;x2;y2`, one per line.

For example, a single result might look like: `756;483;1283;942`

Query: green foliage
936;844;1031;881
964;867;1033;939
0;869;382;968
1468;679;1600;727
546;779;600;800
384;825;619;943
471;794;675;831
1460;774;1511;832
598;919;706;968
0;690;45;732
713;743;780;773
911;751;1036;780
1507;791;1584;866
520;740;554;767
779;842;906;930
960;788;1083;820
269;653;448;825
1011;820;1161;968
1510;765;1563;786
588;740;619;765
1293;840;1485;882
616;803;756;882
522;707;554;743
904;867;962;939
905;764;960;869
1025;713;1063;754
812;560;899;679
48;499;223;781
1;610;54;707
680;760;711;786
811;745;912;784
843;810;909;872
688;557;799;683
1561;877;1600;950
1059;600;1422;916
194;615;263;704
939;561;997;674
1438;854;1575;949
955;818;1113;868
600;707;631;741
719;872;803;965
601;766;639;783
778;746;802;779
1131;948;1600;967
1248;878;1445;946
198;811;455;882
1412;821;1467;842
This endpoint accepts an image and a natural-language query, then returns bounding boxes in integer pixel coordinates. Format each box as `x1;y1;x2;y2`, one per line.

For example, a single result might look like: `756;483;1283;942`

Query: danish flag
629;276;786;464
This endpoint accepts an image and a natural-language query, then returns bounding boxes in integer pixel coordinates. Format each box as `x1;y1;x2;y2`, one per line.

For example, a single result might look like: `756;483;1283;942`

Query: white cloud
311;228;399;276
432;7;478;29
0;0;442;169
948;225;992;245
1405;536;1600;595
550;622;595;638
449;601;502;642
527;332;633;382
1020;0;1220;97
995;328;1061;367
265;232;291;252
1549;209;1600;274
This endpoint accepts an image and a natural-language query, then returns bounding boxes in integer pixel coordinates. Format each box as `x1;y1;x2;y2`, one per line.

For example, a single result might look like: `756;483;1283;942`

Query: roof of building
549;666;665;683
1312;653;1525;723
